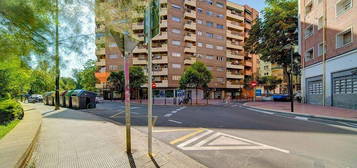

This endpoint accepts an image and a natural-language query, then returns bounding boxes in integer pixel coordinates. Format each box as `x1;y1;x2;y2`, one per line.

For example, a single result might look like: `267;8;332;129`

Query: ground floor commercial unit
301;49;357;109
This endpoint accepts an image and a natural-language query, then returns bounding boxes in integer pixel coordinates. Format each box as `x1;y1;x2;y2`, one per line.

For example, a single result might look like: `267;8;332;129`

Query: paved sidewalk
29;104;206;168
244;101;357;121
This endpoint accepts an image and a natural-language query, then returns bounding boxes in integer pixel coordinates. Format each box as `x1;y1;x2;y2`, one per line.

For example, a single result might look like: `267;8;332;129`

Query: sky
61;0;266;78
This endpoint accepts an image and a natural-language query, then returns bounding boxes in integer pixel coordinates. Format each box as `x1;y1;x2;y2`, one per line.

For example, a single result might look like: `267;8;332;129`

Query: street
82;102;357;168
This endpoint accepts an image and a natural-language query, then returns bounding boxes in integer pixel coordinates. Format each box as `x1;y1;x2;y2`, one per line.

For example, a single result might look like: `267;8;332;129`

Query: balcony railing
96;48;105;55
184;34;196;42
95;59;106;66
226;41;244;50
184;57;197;65
227;10;244;21
227;21;244;31
226;62;244;69
184;22;196;30
245;61;253;67
133;57;147;65
184;9;196;18
226;81;243;88
226;51;244;59
226;72;244;79
227;30;244;40
184;0;196;7
153;56;168;64
184;46;196;53
153;32;168;40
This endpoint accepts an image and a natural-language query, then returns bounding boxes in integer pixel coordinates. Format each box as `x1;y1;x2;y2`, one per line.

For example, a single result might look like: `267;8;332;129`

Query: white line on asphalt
164;113;172;117
177;130;213;149
168;120;182;124
171;110;178;113
337;121;357;128
294;116;309;121
246;108;274;115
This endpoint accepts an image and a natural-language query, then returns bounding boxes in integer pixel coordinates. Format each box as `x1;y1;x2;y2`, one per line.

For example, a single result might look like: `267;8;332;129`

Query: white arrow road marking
176;130;290;153
168;120;182;124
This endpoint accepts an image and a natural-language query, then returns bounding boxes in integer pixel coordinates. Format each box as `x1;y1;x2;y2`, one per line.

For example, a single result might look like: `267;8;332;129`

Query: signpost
144;0;160;156
251;81;257;102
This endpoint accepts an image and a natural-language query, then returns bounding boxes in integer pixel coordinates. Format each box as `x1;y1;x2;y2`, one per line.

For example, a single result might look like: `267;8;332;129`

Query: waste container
60;91;68;107
48;92;55;106
43;92;52;105
71;90;97;109
65;90;75;108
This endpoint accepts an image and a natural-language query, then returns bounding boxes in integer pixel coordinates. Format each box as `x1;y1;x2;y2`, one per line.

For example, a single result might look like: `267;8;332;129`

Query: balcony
184;34;196;42
153;32;168;40
226;52;244;60
145;68;168;76
227;21;244;31
184;22;196;30
133;46;146;54
133;22;144;30
245;23;252;30
153;56;168;64
226;72;244;79
96;48;105;55
226;81;243;89
226;10;244;21
184;46;196;53
160;8;167;16
184;0;196;7
133;57;147;65
143;80;169;88
152;44;168;52
96;59;106;66
226;41;244;50
226;62;244;69
227;30;244;40
95;83;105;89
245;69;253;76
184;10;196;19
245;61;253;67
160;0;167;4
160;20;168;28
184;57;197;65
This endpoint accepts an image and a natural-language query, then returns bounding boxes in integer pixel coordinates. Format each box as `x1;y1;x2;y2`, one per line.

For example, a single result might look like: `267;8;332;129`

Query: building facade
299;0;357;109
95;0;259;100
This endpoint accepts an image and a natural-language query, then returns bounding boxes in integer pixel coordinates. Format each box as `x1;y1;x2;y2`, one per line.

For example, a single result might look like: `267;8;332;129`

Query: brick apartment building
95;0;259;100
300;0;357;109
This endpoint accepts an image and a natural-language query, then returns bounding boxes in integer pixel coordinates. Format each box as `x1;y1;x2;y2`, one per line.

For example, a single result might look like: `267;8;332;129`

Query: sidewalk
244;101;357;121
29;104;206;168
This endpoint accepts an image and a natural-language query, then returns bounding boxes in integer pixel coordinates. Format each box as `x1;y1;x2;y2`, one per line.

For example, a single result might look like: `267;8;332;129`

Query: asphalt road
82;102;357;168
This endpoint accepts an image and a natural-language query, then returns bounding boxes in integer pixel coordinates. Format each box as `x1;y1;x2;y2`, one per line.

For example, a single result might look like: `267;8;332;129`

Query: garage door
332;72;357;109
307;79;323;105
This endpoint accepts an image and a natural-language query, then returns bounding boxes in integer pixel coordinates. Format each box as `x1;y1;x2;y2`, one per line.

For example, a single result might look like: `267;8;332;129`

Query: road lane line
170;129;207;145
245;108;275;115
294;116;309;121
168;120;182;124
164;113;172;117
153;128;198;133
110;111;124;118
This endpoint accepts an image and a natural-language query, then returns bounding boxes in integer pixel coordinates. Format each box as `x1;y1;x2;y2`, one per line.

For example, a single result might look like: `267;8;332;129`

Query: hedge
0;99;24;124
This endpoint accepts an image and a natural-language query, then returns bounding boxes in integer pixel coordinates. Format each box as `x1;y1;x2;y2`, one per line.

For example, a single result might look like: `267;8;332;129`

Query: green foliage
0;119;20;139
60;77;76;90
29;70;55;94
0;99;24;124
108;71;124;92
72;60;97;92
258;76;283;94
108;66;147;92
180;62;212;89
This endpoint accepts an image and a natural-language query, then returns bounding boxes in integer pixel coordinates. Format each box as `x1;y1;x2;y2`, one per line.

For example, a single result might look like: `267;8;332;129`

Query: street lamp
283;42;296;112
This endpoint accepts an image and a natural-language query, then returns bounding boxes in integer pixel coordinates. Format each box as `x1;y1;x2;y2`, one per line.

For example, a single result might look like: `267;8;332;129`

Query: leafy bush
0;99;24;124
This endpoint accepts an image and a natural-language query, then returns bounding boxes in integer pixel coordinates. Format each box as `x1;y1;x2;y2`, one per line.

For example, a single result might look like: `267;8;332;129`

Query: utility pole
322;0;327;106
124;48;131;154
55;0;60;110
290;45;294;112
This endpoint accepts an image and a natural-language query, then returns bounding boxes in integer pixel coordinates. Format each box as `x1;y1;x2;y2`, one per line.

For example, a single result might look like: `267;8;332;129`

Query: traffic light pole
147;28;153;156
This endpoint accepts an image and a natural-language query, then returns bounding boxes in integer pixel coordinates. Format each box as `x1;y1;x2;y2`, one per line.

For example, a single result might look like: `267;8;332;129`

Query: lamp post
283;42;295;112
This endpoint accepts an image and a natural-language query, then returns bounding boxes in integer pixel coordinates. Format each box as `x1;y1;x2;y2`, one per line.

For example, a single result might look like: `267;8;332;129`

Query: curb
242;103;357;124
18;123;41;168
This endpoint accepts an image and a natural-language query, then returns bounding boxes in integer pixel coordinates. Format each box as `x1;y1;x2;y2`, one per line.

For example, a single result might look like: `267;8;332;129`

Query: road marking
168;120;182;124
170;128;206;145
177;130;290;153
110;111;124;118
164;113;172;117
245;108;275;115
176;129;213;146
294;116;309;121
338;121;357;128
171;110;178;113
153;128;198;133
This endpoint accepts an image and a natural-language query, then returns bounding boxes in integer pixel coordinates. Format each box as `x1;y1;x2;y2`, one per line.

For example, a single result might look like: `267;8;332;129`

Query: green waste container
71;90;97;109
65;90;75;108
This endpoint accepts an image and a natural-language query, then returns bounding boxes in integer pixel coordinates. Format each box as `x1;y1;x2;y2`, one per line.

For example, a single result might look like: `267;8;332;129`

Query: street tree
60;77;77;90
73;60;97;92
257;76;283;95
180;62;212;104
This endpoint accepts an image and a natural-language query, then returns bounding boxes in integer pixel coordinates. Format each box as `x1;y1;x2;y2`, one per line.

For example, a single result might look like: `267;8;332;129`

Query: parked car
272;94;290;101
95;96;104;104
28;94;43;103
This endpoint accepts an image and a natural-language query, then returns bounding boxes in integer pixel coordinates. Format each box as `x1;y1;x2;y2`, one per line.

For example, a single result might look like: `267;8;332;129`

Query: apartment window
172;52;181;57
217;56;224;61
216;24;224;29
197;42;203;47
206;44;214;49
172;16;181;22
305;48;314;61
172;40;181;46
172;64;181;69
215;35;224;40
216;14;224;18
206;21;213;27
216;2;224;8
304;25;314;38
318;16;324;30
217;78;224;83
216;46;224;50
109;65;118;71
109;54;118;59
197;20;203;24
172;28;181;34
206;55;214;60
336;27;353;48
207;66;213;70
318;42;326;56
206;11;213;16
217;67;224;72
197;8;203;13
206;32;214;38
171;4;181;10
305;0;313;15
336;0;352;16
172;75;181;80
197;31;203;36
207;0;213;5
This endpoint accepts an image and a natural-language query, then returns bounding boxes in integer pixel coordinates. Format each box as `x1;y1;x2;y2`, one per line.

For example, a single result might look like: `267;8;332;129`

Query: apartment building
300;0;357;109
95;0;259;100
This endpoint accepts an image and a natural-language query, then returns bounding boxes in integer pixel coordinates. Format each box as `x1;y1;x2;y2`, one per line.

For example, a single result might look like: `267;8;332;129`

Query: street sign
256;89;262;96
251;81;257;87
152;82;157;89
